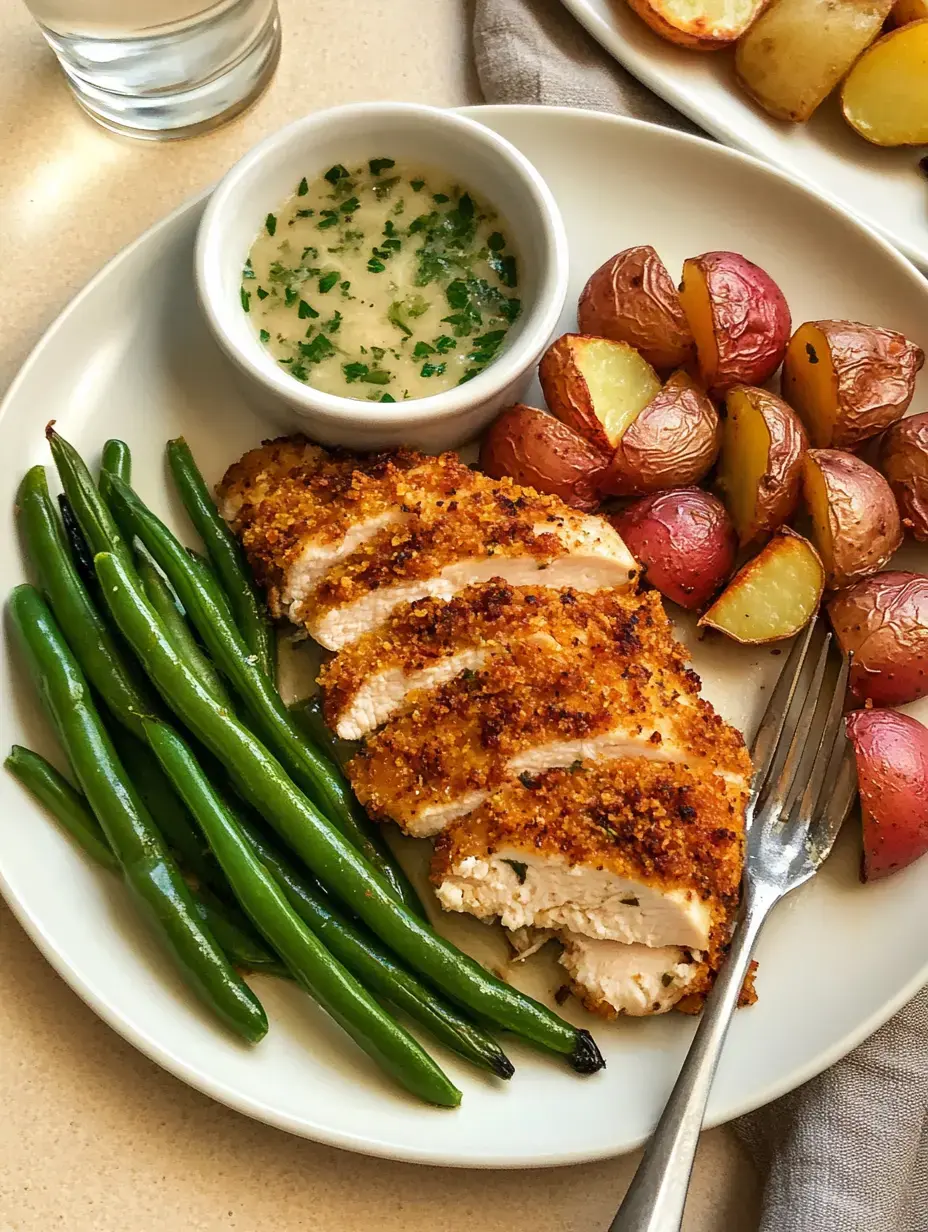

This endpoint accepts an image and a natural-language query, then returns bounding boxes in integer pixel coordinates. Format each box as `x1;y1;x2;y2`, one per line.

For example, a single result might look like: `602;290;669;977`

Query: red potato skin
605;371;721;497
577;246;695;371
682;252;792;396
880;412;928;540
478;404;609;512
610;488;737;610
828;570;928;706
846;708;928;881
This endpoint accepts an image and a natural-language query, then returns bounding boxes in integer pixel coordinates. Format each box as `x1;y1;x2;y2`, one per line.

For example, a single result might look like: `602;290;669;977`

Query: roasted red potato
605;371;721;497
698;528;824;643
890;0;928;21
847;708;928;882
782;321;924;449
879;411;928;540
828;570;928;705
627;0;769;48
539;334;661;455
577;246;695;371
802;449;902;590
610;488;736;610
842;21;928;147
716;385;807;547
478;404;609;512
678;252;792;397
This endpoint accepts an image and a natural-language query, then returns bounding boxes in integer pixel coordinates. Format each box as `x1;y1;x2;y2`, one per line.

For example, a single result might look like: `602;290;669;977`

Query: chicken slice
348;592;751;836
301;487;638;650
558;934;708;1017
431;759;746;952
320;582;651;741
218;441;482;620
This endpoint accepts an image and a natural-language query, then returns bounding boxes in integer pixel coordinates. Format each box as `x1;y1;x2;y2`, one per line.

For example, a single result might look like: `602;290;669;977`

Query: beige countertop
0;2;760;1227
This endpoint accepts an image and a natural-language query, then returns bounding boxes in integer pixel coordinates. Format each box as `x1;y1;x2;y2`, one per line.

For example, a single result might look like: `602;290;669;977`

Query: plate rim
0;102;926;1168
558;0;928;271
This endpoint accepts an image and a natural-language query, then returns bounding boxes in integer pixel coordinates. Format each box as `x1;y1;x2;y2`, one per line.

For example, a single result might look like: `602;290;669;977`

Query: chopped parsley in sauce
244;159;520;401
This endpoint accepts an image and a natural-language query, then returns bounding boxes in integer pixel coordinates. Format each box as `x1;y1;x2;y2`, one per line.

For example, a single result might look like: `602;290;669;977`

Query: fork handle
608;883;780;1232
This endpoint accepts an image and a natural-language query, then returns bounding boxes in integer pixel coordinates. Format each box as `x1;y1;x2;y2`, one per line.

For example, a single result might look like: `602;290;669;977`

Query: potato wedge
841;21;928;147
610;488;736;609
716;385;807;547
879;411;928;540
782;320;924;449
890;0;928;23
847;708;928;882
828;570;928;705
479;404;609;512
627;0;769;48
539;334;662;454
678;252;791;397
578;246;695;371
605;371;721;496
735;0;894;122
698;528;824;643
802;449;902;590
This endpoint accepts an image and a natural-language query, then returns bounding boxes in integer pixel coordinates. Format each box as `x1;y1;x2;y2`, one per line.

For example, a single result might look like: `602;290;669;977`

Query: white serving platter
0;105;926;1167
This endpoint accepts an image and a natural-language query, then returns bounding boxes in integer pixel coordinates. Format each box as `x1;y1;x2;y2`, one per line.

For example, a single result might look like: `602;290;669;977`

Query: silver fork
608;619;856;1232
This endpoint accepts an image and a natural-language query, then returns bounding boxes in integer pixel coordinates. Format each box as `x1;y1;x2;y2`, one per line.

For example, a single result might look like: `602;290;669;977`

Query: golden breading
431;759;747;941
216;435;332;524
347;593;751;831
318;582;664;736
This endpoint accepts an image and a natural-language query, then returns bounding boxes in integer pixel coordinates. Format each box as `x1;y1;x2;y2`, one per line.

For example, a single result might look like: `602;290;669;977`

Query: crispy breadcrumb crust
347;593;750;828
319;581;653;733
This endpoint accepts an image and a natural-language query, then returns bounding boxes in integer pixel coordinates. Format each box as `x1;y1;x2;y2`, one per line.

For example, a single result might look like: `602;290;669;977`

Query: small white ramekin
195;101;569;451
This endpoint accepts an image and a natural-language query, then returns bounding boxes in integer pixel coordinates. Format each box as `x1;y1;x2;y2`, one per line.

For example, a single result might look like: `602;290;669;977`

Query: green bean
167;438;276;681
143;716;460;1106
236;810;513;1077
57;495;98;595
17;466;154;743
5;745;117;871
134;546;231;709
47;427;134;573
289;696;357;774
9;584;268;1044
96;552;603;1072
100;469;424;919
101;439;132;483
5;744;284;975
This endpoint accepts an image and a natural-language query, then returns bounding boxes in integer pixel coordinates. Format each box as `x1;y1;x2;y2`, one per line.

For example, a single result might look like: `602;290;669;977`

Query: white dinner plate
1;105;927;1168
561;0;928;271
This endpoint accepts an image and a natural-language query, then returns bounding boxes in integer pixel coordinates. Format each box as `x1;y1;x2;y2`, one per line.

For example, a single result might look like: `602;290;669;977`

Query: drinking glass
23;0;281;139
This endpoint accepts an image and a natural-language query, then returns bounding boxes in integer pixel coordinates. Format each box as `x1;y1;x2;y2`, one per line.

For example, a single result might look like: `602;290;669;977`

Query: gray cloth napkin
473;4;928;1229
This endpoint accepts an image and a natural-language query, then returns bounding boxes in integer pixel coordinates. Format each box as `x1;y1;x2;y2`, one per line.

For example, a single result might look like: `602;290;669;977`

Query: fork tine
791;654;851;827
759;630;833;818
749;618;818;807
807;745;858;866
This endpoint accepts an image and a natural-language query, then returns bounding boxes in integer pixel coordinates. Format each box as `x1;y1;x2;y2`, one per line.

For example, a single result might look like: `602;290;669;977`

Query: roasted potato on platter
716;385;807;548
605;371;721;496
698;528;824;643
802;449;902;590
734;0;894;122
782;320;924;450
846;708;928;882
577;246;695;371
879;412;928;540
479;404;610;512
828;571;928;706
627;0;769;48
678;252;791;397
890;0;928;22
539;334;662;455
841;21;928;147
610;488;736;610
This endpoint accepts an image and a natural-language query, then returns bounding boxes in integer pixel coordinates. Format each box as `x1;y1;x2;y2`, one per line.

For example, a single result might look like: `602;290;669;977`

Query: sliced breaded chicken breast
430;760;746;952
347;592;751;836
303;487;638;651
558;934;709;1017
319;582;652;741
218;441;480;620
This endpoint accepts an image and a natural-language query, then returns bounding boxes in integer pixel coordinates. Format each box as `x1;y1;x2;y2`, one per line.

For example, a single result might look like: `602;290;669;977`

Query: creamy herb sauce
243;159;520;402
